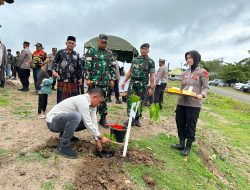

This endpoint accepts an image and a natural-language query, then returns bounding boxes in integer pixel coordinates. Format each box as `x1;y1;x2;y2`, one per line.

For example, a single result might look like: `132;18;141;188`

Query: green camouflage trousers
88;85;110;116
127;80;147;118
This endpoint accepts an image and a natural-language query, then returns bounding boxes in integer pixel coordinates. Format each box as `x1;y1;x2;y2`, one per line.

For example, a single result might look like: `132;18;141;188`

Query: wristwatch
96;136;103;141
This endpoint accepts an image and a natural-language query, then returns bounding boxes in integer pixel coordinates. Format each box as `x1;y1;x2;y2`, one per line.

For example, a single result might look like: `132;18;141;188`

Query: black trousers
175;105;201;142
154;83;167;108
114;80;120;99
108;80;120;100
143;86;153;104
0;80;4;88
38;94;48;114
12;66;17;78
18;68;30;89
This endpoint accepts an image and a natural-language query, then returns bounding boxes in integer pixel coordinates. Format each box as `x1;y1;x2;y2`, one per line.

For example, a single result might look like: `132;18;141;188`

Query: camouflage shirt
130;55;155;83
84;47;116;86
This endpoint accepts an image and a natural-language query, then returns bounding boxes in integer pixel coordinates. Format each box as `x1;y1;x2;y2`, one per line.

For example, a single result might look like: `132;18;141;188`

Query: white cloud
0;0;250;69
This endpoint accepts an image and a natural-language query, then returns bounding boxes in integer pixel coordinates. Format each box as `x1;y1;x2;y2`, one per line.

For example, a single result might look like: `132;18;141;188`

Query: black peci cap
140;43;150;49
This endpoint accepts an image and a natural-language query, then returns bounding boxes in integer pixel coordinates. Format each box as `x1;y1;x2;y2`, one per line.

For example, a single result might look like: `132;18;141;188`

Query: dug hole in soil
35;137;162;190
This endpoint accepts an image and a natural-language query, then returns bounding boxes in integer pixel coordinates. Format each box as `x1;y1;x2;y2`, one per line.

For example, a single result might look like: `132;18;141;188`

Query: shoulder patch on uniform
202;70;209;78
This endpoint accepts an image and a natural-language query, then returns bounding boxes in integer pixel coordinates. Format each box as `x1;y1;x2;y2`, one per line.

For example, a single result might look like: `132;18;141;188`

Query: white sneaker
38;114;46;119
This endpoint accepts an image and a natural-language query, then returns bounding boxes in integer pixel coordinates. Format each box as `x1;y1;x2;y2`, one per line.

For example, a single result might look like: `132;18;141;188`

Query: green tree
220;62;250;85
200;59;223;80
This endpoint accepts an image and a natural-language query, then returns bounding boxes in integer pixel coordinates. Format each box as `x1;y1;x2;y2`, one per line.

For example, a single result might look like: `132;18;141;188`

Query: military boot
134;117;141;127
181;140;192;156
99;114;108;129
115;98;122;104
124;118;135;127
0;81;4;88
171;139;185;150
107;96;112;103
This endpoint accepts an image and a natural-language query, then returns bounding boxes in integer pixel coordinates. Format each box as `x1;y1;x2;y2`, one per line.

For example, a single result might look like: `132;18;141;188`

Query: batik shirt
52;49;82;83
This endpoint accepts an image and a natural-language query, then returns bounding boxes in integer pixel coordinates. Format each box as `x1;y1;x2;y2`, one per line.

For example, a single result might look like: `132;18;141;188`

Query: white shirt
46;94;101;138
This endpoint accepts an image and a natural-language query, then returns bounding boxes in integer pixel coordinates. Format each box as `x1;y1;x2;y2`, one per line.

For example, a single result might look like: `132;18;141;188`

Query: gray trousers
47;112;86;147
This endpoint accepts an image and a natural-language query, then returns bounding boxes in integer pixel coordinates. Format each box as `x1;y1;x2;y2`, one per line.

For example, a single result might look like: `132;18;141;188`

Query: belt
131;77;143;81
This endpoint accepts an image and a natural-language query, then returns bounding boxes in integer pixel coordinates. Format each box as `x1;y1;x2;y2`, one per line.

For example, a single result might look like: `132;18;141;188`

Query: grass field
1;83;249;189
125;81;250;190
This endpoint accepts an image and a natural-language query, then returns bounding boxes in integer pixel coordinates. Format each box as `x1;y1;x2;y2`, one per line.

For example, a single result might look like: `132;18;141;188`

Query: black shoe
171;139;185;150
171;144;184;150
18;88;24;91
107;97;112;103
99;115;108;129
0;81;5;88
159;104;163;110
18;88;28;92
181;140;192;156
71;136;80;142
134;117;141;127
55;146;77;159
124;118;136;127
115;99;122;104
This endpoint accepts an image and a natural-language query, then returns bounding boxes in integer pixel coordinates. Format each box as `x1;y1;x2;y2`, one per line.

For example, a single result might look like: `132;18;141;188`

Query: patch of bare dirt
143;173;156;189
74;147;162;190
0;85;176;189
32;137;163;190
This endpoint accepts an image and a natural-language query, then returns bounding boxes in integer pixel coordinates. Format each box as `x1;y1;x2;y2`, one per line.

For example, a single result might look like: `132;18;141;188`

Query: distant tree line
200;55;250;85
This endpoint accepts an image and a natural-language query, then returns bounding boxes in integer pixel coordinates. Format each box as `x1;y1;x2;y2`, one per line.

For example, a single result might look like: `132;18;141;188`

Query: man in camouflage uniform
84;34;116;128
121;43;155;127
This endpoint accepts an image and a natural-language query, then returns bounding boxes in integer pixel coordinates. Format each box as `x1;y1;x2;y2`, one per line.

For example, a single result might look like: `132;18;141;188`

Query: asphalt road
209;86;250;104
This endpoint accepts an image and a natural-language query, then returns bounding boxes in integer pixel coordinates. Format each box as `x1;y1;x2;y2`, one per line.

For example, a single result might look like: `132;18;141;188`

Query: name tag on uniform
191;75;200;80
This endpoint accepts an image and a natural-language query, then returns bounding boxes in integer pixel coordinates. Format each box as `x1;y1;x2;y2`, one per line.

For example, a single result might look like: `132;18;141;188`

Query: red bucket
106;124;126;131
106;124;127;143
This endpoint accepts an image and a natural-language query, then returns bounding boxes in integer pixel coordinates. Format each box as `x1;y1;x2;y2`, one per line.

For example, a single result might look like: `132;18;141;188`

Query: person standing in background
113;53;122;104
121;43;155;127
18;41;32;92
37;70;54;119
6;49;14;79
0;41;7;88
52;36;82;103
12;51;20;80
31;43;47;93
46;47;57;90
154;59;168;110
108;53;122;104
